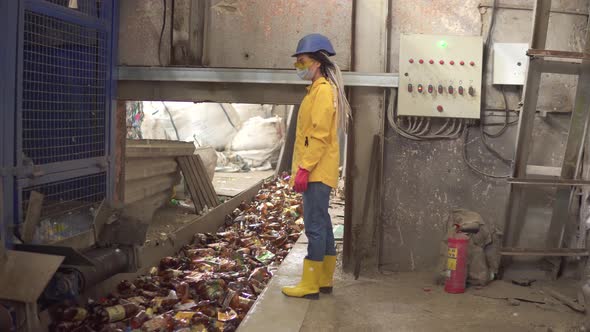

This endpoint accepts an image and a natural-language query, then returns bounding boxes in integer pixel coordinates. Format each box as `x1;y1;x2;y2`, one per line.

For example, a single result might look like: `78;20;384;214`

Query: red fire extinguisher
445;225;469;294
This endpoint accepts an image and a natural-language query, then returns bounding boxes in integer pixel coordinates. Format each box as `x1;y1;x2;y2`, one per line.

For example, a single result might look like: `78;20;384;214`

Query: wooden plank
188;156;213;208
184;156;208;210
182;156;208;213
178;155;219;213
177;157;206;213
194;155;218;207
188;155;217;209
500;248;589;257
22;191;45;243
545;288;585;313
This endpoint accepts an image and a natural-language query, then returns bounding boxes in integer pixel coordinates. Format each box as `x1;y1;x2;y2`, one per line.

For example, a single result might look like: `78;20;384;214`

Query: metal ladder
502;0;590;279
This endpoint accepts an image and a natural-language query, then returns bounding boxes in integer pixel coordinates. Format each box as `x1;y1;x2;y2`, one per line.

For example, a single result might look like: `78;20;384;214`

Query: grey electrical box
398;34;483;119
493;43;529;85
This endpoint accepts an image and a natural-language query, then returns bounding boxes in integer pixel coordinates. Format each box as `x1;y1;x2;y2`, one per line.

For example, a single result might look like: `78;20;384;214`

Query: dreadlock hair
307;51;352;134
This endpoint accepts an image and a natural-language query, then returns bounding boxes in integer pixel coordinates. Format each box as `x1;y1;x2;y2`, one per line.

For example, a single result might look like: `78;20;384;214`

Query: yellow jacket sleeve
300;84;335;172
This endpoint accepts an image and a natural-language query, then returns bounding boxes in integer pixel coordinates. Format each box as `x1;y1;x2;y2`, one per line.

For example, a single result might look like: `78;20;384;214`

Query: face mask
296;67;315;80
294;60;317;81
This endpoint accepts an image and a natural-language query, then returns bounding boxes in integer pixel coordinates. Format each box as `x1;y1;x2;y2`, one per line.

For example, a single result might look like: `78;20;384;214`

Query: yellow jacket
291;77;339;189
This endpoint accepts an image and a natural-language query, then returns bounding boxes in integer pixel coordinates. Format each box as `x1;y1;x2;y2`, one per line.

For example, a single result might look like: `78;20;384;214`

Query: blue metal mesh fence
45;0;102;18
22;10;107;165
21;172;106;242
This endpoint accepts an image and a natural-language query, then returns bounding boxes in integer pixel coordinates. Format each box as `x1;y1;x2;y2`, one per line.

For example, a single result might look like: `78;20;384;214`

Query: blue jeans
303;182;336;261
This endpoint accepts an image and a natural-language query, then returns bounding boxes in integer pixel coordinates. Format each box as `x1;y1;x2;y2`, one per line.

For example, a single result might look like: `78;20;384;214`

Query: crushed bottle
49;174;303;331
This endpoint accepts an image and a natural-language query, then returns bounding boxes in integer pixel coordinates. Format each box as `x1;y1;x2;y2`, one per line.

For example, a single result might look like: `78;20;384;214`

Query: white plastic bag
229;116;284;151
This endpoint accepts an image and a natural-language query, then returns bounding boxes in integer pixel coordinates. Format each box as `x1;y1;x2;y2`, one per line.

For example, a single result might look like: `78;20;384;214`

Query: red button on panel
409;58;414;63
437;105;444;112
450;60;455;65
417;84;423;93
460;61;465;66
438;85;444;94
448;86;454;94
428;84;434;94
439;60;444;65
429;59;434;64
470;61;475;66
419;59;424;64
458;86;464;95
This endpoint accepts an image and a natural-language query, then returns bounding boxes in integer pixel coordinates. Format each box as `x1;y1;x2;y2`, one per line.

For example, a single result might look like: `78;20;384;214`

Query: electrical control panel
493;43;529;85
398;34;483;119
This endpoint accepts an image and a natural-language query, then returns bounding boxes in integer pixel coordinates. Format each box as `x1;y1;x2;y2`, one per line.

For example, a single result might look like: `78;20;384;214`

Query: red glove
294;167;310;193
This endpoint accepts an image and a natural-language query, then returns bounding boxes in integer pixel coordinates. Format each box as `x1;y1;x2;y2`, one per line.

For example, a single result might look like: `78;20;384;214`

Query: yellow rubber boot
281;259;322;299
319;255;337;294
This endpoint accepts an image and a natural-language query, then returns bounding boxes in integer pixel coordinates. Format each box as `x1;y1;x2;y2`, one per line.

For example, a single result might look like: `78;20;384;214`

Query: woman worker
282;34;352;299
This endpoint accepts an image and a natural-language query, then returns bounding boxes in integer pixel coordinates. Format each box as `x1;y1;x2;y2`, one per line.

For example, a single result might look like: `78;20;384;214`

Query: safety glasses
293;60;316;70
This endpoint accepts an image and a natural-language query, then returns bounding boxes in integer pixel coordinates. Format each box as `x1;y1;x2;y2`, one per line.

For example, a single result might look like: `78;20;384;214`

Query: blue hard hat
292;33;336;57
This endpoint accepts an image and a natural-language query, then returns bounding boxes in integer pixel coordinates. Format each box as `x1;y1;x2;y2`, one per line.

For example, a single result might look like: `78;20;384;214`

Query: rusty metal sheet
204;0;352;69
0;250;63;302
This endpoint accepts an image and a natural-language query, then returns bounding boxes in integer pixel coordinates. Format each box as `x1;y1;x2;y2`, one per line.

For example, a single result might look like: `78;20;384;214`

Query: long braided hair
308;51;352;134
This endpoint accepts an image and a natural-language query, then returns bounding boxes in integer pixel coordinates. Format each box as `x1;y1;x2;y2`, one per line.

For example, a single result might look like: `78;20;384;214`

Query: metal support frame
508;179;590;186
503;0;550;249
545;23;590;267
0;0;19;249
108;1;119;205
2;0;119;245
503;0;590;278
117;66;400;88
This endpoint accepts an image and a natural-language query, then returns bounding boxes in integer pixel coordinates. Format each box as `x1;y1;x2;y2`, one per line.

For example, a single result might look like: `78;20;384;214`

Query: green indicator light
438;40;448;48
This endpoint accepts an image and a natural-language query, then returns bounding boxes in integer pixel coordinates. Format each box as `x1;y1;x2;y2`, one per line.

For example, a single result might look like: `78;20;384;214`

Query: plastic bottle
97;303;141;323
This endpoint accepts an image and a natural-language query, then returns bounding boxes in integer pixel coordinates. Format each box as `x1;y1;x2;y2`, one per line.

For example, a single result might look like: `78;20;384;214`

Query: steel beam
508;178;590;186
503;0;552;250
538;59;581;75
504;60;544;248
117;66;399;88
546;19;590;269
528;49;590;60
0;0;19;249
526;165;562;177
478;1;589;16
530;1;552;52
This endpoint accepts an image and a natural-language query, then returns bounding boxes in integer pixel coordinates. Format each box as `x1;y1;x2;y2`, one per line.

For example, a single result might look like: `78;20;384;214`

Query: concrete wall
380;0;588;271
118;0;353;69
117;0;590;271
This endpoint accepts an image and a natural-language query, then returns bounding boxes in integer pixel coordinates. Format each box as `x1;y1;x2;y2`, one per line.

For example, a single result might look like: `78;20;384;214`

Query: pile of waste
50;175;303;332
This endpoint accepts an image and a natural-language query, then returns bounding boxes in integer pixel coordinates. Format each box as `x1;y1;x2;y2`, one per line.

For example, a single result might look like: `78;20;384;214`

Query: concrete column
343;0;388;271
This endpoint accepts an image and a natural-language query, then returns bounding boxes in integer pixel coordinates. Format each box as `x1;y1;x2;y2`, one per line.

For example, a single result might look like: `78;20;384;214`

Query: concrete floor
239;237;585;332
239;195;585;332
300;272;584;332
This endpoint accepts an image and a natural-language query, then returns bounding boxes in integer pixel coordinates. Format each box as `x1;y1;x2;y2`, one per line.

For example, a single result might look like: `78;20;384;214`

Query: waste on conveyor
50;174;303;332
